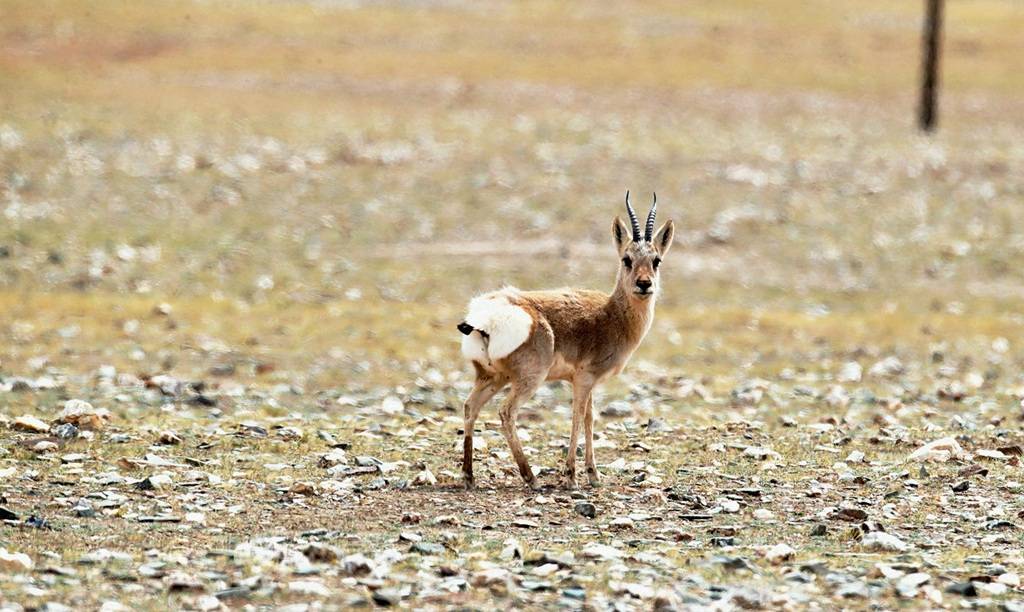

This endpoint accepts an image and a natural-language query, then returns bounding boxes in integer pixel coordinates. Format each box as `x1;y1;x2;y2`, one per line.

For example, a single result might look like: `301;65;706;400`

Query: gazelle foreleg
565;374;595;489
584;393;600;486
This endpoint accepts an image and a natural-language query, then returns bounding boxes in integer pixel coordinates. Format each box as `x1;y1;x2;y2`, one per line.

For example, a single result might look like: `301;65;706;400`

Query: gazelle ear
653;220;674;256
612;216;630;253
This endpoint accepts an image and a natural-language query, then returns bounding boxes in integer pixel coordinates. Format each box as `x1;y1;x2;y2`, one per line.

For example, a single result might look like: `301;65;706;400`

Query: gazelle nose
636;278;652;291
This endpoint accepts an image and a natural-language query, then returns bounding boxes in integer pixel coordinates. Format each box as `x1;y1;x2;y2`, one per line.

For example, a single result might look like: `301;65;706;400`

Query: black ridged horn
625;191;641;242
644;192;657;242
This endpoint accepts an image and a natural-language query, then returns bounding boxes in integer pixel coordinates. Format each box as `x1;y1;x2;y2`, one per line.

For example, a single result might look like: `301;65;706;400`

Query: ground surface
3;0;1024;610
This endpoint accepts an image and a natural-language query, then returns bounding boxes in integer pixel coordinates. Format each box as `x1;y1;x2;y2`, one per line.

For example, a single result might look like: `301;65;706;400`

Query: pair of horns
624;191;657;242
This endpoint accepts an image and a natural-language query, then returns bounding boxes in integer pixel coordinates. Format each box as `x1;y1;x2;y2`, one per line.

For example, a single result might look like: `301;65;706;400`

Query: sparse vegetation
2;0;1024;609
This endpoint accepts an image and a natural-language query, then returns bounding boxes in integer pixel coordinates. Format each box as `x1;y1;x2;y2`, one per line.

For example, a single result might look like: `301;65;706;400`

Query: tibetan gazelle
457;192;674;490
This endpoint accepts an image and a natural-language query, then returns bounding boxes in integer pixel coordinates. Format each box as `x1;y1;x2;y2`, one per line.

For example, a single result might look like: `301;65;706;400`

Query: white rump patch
460;287;533;363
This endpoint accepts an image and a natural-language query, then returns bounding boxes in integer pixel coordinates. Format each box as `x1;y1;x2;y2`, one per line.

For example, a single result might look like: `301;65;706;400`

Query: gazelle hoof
587;470;601;487
562;478;578;491
463;477;475;490
526;478;542;492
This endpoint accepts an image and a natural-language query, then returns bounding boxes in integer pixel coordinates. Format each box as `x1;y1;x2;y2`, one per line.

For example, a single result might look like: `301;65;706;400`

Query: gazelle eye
653;257;661;270
622;256;632;269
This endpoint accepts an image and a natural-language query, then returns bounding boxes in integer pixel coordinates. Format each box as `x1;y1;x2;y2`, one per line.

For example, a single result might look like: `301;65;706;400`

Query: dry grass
3;0;1024;609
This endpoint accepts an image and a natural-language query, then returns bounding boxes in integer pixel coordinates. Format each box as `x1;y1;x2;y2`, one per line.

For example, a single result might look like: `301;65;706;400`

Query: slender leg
565;376;594;489
462;375;505;489
498;376;545;490
584;393;600;486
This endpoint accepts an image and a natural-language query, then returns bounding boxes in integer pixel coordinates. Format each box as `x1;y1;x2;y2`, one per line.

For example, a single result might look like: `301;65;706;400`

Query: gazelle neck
608;282;656;343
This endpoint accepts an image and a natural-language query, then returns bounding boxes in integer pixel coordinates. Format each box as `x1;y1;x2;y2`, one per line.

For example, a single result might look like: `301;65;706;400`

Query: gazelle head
611;191;675;302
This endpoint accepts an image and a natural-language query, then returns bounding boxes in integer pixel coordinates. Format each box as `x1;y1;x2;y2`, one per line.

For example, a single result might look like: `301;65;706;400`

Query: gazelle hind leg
462;369;505;489
584;394;600;486
498;375;545;490
495;313;554;491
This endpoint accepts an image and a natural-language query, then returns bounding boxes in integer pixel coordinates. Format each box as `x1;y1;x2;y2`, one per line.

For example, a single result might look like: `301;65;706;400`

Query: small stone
951;481;969;493
0;547;33;572
59;400;110;430
836;581;870;598
381;395;404;414
743;446;781;460
766;543;796;564
907;436;966;463
164;572;203;592
341;553;374;576
574;502;597;519
862;531;909;552
471;567;510;587
832;507;868;522
581;543;623;560
837;361;863;382
896;572;930;598
195;595;221;611
977;581;1008;596
410;542;445;556
287;580;330;597
998;572;1021;587
721;500;741;513
753;509;774;521
157;431;182;445
412;468;437;486
945;582;977;596
52;423;79;439
31;440;58;453
372;587;406;606
600;401;633;417
13;415;50;433
302;543;339;563
869;356;904;378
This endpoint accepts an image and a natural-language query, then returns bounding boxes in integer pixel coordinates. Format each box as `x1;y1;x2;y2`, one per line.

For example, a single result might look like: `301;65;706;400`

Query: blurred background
1;0;1023;389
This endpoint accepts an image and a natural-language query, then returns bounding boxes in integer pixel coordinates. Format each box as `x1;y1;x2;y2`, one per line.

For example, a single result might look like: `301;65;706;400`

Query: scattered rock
837;361;863;382
157;431;182;445
574;502;597;519
869;356;904;378
287;580;330;597
896;572;930;598
907;437;966;463
945;582;977;596
765;543;796;564
13;415;50;433
0;547;33;572
59;399;110;430
832;507;868;522
600;401;633;417
862;531;909;552
581;543;623;560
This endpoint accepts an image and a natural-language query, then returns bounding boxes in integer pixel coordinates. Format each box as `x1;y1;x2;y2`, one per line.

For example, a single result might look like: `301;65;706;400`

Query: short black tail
457;322;489;340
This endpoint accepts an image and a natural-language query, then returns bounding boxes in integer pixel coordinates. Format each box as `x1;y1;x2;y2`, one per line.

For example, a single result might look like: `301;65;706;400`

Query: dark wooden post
919;0;943;132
